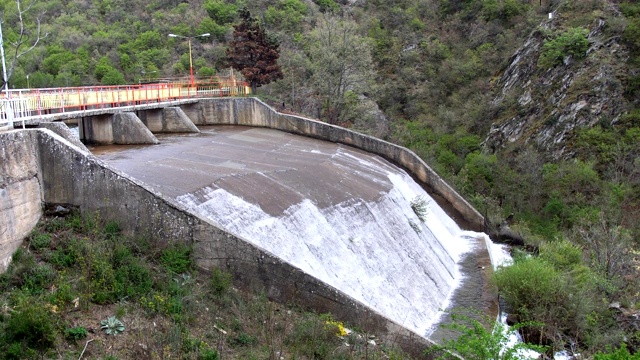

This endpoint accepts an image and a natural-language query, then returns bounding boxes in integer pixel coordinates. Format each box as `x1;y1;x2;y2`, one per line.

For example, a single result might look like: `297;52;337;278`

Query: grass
0;213;415;359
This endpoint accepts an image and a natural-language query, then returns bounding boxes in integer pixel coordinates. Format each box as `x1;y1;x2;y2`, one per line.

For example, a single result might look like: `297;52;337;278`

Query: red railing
0;79;251;128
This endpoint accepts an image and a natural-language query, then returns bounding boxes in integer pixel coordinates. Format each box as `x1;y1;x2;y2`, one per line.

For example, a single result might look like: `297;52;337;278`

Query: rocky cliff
484;2;630;159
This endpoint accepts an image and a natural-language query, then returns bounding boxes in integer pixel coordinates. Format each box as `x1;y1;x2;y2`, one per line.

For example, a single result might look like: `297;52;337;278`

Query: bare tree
573;213;636;290
0;0;48;89
308;15;374;125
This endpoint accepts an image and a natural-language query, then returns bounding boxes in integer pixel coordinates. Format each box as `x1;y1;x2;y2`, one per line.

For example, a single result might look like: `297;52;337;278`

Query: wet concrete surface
91;126;397;216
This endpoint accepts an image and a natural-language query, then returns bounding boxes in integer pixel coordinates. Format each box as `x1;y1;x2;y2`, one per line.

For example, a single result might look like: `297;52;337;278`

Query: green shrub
51;237;81;269
594;344;640;359
204;0;237;24
160;244;193;274
64;326;88;341
314;0;339;13
4;303;59;353
103;221;121;239
618;110;640;128
538;27;590;69
64;213;84;231
622;18;640;51
23;263;57;295
481;0;527;22
30;232;52;251
0;250;36;290
44;217;65;232
426;310;545;359
113;261;153;299
199;348;219;360
90;257;117;304
286;313;339;359
494;253;614;349
210;268;233;297
52;281;76;308
494;257;563;320
228;332;258;347
539;240;583;271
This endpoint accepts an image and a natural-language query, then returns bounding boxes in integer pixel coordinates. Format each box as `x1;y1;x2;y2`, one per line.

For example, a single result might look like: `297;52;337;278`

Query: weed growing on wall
411;195;430;222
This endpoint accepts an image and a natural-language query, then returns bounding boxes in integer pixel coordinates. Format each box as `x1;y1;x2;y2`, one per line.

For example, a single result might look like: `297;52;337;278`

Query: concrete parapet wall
0;131;43;271
35;130;433;356
192;97;484;231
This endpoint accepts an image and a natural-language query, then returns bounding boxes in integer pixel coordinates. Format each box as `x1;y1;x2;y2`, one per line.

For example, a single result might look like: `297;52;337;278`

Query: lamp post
168;33;210;87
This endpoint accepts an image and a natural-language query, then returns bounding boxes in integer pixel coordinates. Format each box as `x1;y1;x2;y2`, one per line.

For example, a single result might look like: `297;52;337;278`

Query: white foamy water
177;153;476;336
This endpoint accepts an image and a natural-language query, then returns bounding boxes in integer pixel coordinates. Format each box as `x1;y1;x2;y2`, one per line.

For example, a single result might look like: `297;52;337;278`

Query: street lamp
168;33;210;87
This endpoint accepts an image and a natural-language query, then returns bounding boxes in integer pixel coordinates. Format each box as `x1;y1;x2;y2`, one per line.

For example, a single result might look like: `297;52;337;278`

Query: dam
0;97;495;355
93;125;492;339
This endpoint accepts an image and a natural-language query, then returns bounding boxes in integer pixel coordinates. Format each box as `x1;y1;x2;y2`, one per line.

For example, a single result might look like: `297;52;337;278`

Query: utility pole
0;20;13;129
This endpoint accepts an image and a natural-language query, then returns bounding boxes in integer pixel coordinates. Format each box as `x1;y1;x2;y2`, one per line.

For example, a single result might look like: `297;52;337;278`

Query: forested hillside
2;0;640;357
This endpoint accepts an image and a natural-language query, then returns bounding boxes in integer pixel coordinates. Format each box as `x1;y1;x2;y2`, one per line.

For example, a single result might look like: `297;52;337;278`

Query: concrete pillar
137;108;164;132
137;107;199;133
162;107;199;133
80;112;159;145
179;103;203;125
38;122;89;152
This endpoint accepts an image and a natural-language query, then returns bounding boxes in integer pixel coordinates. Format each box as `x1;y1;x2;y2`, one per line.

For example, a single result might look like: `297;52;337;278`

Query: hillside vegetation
0;213;411;359
2;0;640;357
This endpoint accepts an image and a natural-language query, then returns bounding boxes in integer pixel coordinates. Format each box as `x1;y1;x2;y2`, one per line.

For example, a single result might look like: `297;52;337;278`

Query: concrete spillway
93;125;482;337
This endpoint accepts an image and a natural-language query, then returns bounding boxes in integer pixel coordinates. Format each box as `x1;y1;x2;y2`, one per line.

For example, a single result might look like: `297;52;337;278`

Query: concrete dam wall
0;129;435;355
0;97;492;356
190;98;484;231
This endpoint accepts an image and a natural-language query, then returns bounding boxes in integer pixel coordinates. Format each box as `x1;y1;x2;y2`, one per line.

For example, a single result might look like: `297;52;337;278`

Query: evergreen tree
226;8;283;93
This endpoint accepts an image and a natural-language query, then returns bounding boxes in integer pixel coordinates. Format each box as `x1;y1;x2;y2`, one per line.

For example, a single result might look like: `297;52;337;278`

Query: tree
308;15;374;125
226;8;283;93
0;0;48;89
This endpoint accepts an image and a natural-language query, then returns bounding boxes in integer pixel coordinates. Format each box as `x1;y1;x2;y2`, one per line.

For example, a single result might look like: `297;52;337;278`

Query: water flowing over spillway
93;126;480;337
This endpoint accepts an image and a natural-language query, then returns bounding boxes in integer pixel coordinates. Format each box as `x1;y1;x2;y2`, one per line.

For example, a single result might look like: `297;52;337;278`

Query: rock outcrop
484;3;629;159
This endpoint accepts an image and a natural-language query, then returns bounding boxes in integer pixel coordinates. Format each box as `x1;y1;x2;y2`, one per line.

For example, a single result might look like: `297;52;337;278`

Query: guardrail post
60;88;65;113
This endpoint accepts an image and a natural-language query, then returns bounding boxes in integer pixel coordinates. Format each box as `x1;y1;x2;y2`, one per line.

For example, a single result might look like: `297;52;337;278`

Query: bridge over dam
0;97;496;356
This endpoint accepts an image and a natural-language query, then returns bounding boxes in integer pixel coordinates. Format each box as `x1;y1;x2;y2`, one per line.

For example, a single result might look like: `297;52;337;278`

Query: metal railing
0;79;251;128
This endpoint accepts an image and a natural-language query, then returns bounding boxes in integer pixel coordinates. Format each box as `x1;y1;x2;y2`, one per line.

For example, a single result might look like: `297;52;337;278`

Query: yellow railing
0;80;251;127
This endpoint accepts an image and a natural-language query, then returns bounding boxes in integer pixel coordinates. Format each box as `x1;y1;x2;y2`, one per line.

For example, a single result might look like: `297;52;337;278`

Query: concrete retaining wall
0;131;43;271
34;129;433;356
193;97;485;231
